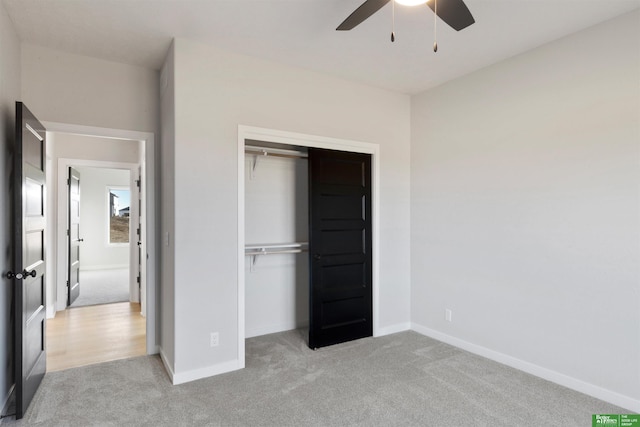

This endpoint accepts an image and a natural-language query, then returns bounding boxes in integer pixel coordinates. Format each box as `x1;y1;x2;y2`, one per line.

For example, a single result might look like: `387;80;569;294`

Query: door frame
237;125;380;366
56;160;139;308
42;122;158;355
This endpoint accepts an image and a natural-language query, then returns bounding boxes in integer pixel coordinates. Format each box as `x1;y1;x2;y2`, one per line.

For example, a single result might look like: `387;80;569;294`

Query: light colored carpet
6;330;628;426
70;268;130;308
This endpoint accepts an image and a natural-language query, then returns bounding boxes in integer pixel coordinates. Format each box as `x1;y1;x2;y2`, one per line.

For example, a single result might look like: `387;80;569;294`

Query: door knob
23;270;37;278
77;238;84;242
7;270;35;280
7;271;23;280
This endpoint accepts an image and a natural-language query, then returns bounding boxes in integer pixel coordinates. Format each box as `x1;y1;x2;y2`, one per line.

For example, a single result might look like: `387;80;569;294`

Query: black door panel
14;102;47;419
309;148;372;349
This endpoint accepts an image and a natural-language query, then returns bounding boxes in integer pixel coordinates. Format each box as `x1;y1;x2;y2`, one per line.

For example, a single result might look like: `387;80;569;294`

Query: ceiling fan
337;0;475;48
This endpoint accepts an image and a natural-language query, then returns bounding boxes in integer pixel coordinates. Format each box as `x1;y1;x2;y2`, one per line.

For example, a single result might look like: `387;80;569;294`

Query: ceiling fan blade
427;0;475;31
337;0;392;31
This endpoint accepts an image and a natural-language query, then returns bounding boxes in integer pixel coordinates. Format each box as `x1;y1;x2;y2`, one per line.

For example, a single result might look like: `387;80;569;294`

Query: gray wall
21;44;159;134
0;1;21;411
162;38;411;382
410;10;640;408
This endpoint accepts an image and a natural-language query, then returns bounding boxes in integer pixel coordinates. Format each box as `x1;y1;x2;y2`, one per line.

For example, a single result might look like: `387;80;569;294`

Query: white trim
43;121;157;356
159;348;175;383
172;359;243;386
237;136;246;368
411;323;640;413
246;321;309;339
376;322;411;337
42;121;152;142
56;159;139;308
238;125;381;366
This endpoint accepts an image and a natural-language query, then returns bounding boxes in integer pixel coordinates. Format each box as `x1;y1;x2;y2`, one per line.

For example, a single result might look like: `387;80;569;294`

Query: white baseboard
159;348;175;383
375;322;411;337
246;320;308;339
172;359;243;385
247;320;411;340
411;323;640;413
160;344;243;385
246;320;410;341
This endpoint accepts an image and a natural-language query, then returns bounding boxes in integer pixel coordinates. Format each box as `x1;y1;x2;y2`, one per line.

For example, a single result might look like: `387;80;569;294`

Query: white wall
162;38;411;382
76;166;131;270
244;152;309;338
54;133;140;162
0;1;21;411
21;44;159;134
410;10;640;411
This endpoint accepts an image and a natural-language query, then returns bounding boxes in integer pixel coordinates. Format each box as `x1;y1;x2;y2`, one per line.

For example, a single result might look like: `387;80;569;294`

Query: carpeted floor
4;330;628;426
70;269;130;308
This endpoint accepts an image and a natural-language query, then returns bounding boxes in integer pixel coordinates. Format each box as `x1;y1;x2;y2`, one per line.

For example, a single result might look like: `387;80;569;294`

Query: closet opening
238;126;380;362
244;141;310;339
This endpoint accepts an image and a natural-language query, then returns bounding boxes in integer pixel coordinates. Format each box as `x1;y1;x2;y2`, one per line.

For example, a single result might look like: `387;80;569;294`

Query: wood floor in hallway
46;302;146;372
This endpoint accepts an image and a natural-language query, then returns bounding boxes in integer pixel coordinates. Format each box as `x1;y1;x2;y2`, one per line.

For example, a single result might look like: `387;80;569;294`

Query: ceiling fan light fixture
394;0;428;6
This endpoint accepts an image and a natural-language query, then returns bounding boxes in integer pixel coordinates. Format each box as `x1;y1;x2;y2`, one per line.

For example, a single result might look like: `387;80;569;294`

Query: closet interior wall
244;142;309;338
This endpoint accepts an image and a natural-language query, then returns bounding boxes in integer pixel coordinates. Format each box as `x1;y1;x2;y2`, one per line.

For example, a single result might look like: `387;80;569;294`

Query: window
108;188;130;244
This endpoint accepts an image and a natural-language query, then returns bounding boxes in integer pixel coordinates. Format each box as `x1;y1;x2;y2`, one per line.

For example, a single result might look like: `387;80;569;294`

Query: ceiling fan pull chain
391;0;396;42
433;0;438;52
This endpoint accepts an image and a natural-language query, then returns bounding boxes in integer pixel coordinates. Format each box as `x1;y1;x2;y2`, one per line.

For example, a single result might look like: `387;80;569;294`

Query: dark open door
12;102;47;419
67;167;81;306
308;148;372;349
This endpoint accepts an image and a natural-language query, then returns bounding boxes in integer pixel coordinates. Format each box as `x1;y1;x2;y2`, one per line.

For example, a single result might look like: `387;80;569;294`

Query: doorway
53;152;144;370
42;123;157;370
237;126;380;365
67;167;135;308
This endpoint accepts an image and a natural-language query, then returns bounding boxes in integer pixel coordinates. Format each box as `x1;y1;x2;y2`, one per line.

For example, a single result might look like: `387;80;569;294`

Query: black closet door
308;148;372;349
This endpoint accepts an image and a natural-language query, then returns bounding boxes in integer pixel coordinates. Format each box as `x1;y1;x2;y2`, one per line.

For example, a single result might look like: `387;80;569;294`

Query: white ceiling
3;0;639;94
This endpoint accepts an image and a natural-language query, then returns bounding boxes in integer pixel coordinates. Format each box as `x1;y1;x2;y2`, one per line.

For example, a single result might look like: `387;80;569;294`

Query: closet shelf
245;242;309;272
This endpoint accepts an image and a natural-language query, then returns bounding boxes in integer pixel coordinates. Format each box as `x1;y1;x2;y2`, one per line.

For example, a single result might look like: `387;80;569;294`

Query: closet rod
245;248;307;256
245;242;309;272
245;242;309;253
245;145;308;159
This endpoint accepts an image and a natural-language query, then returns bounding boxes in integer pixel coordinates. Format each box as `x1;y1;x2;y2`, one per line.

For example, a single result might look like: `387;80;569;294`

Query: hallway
46;302;146;372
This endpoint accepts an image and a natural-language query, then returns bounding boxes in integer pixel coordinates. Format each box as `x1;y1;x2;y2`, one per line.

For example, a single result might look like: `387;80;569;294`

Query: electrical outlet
445;309;452;322
210;332;219;347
